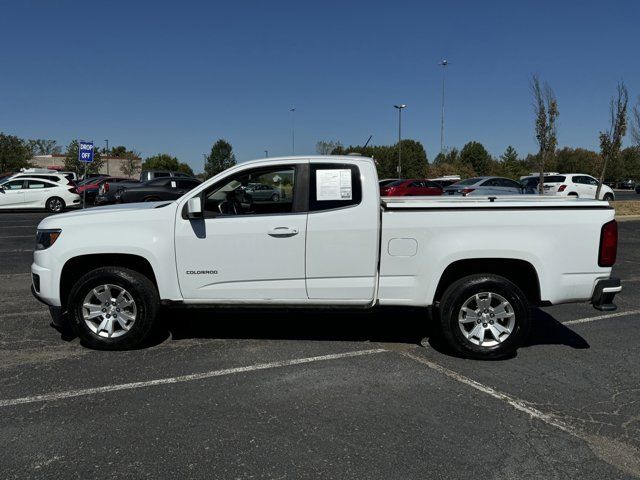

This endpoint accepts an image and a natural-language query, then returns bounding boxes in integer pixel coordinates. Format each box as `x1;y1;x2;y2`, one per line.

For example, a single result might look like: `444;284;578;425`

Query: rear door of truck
305;160;379;302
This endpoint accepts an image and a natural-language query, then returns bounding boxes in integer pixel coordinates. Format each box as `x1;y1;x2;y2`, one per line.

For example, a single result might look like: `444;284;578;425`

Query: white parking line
397;349;574;433
562;309;640;326
0;348;387;408
397;348;640;476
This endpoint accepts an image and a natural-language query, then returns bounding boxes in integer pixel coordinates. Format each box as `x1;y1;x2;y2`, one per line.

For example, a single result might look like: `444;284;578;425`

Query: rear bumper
591;277;621;311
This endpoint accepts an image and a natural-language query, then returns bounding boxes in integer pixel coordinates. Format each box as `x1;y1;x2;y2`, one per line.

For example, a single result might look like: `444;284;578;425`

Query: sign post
78;141;94;208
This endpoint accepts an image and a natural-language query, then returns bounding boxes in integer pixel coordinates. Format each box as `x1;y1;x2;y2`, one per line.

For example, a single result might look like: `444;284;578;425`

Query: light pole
393;104;406;178
289;107;296;155
104;139;109;175
439;59;449;158
203;153;207;176
264;150;269;158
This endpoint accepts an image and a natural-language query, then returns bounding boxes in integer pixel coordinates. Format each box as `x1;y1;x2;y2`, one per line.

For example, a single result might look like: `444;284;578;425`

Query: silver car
244;183;281;202
444;176;527;196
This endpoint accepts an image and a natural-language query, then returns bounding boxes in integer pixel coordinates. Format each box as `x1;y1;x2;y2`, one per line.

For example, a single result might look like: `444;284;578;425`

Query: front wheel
46;196;65;213
67;267;160;350
603;193;614;201
438;274;531;359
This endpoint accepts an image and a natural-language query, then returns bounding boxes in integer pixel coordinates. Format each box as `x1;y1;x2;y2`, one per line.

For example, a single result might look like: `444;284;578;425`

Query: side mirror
187;196;203;219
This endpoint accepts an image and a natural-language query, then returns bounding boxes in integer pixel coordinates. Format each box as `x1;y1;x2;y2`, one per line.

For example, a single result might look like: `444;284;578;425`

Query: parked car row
380;173;617;200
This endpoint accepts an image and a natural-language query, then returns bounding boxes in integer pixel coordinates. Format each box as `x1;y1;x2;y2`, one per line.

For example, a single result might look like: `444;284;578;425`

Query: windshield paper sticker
316;169;352;201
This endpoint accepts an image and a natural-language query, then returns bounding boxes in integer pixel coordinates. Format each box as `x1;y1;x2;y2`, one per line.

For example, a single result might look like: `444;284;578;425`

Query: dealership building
30;154;141;178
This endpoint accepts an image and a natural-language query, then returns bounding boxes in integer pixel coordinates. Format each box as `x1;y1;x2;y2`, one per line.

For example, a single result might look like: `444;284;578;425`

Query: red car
380;179;443;196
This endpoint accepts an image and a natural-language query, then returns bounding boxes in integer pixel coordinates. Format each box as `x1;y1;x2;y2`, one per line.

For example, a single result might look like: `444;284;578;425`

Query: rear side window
309;163;362;211
544;175;566;183
177;179;200;189
154;172;170;178
27;180;49;189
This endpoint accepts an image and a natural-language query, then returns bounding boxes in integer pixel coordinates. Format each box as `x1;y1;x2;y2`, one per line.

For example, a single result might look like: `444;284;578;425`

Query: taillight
104;182;110;193
68;187;77;194
558;185;567;192
598;220;618;267
461;188;475;196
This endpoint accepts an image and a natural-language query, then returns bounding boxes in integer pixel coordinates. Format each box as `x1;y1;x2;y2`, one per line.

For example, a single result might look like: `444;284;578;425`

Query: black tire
46;196;66;213
603;193;614;201
67;267;160;350
438;274;531;359
271;193;280;202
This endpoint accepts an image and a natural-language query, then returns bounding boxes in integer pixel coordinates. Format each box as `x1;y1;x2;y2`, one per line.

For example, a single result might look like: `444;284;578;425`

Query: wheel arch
433;258;541;305
60;254;158;309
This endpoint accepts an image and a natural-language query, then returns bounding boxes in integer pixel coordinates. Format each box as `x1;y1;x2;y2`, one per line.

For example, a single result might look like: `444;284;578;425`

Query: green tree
531;75;559;193
498;145;525;178
26;139;60;156
597;82;628;198
316;140;342;155
460;141;492;175
142;154;194;176
205;139;236;179
554;148;601;176
332;139;428;179
63;140;104;176
0;133;31;172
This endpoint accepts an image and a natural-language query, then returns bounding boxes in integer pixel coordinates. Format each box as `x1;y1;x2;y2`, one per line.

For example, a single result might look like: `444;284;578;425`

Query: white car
522;174;615;200
0;177;80;212
9;171;73;186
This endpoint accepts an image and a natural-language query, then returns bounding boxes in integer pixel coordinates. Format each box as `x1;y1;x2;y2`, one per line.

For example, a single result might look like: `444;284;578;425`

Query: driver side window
203;166;296;217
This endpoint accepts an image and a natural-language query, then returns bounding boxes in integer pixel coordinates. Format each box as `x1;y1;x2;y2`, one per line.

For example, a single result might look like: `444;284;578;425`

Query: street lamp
264;150;269;158
393;104;406;178
104;139;109;175
290;107;296;155
438;59;449;157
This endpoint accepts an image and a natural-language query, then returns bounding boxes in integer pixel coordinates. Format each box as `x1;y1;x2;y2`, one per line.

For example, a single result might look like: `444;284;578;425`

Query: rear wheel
603;193;614;201
438;274;531;359
46;196;65;213
568;192;578;197
67;267;159;350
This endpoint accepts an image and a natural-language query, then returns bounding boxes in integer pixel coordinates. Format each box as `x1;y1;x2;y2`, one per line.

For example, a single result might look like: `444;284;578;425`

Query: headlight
36;229;62;250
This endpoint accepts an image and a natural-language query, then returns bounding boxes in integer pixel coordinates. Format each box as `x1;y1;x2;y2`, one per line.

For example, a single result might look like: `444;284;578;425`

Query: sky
1;0;639;172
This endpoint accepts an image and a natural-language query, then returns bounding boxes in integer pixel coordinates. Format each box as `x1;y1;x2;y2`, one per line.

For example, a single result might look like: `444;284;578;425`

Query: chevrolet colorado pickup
31;156;621;358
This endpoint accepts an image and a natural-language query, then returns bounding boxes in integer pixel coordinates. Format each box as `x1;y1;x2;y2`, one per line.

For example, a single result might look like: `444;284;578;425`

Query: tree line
321;79;640;183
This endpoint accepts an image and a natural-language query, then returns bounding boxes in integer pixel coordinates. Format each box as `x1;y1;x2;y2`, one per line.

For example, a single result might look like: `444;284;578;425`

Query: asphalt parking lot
1;211;639;479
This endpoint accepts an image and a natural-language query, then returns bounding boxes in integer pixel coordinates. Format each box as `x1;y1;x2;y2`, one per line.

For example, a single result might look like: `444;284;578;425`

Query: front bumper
591;277;621;311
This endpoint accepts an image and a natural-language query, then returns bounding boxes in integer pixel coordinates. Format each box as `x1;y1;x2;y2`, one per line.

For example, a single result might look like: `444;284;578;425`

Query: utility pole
290;107;296;155
202;153;207;177
393;104;406;178
104;139;109;175
439;60;448;158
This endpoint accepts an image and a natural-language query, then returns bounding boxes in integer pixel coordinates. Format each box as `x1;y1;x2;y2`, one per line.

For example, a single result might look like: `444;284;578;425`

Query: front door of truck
175;163;308;301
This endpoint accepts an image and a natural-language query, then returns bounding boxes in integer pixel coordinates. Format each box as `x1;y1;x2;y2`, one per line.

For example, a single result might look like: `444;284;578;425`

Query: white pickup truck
31;156;621;358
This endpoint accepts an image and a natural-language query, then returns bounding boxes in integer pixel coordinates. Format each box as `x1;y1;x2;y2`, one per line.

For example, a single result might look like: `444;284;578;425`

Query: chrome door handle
268;227;299;238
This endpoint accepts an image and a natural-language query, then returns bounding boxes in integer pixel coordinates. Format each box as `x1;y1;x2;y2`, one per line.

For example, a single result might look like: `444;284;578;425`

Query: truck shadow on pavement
155;306;589;359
